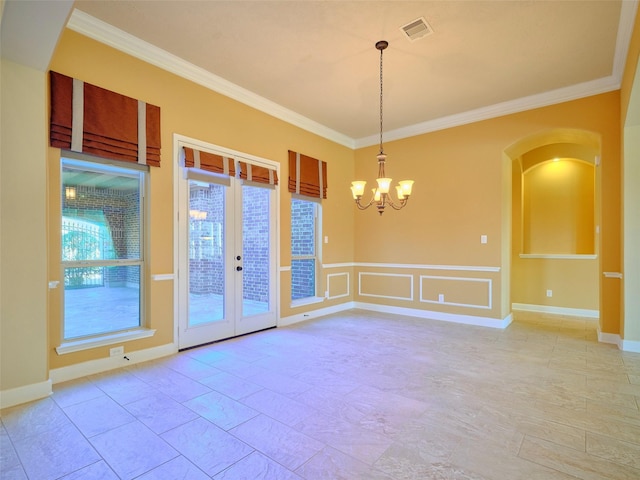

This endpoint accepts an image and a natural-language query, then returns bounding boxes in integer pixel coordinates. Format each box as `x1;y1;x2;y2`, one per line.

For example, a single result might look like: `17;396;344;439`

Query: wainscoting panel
358;272;413;301
420;275;492;309
327;272;349;300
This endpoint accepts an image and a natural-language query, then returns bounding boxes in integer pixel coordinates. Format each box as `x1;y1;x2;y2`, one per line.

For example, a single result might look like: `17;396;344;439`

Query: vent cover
400;17;433;42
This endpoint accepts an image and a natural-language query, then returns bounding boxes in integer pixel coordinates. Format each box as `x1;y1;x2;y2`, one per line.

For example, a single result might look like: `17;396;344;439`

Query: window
291;197;320;302
61;157;146;340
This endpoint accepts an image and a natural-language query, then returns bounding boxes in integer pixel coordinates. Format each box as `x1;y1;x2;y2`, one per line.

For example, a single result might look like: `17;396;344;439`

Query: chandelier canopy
351;40;414;215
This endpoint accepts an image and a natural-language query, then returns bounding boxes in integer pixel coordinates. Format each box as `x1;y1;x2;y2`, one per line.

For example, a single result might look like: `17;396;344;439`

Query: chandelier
351;40;414;215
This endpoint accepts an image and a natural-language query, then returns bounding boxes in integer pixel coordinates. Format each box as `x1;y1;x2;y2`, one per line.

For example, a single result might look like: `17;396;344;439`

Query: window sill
56;328;156;355
519;254;597;260
290;296;325;308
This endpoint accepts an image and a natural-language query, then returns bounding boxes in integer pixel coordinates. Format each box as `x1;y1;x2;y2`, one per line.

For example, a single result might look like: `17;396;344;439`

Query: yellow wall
354;92;620;326
2;12;638;402
522;159;595;255
1;60;50;391
46;30;355;369
511;154;598;311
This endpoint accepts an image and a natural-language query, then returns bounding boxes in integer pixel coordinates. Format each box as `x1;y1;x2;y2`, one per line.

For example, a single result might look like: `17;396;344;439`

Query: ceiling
2;1;638;148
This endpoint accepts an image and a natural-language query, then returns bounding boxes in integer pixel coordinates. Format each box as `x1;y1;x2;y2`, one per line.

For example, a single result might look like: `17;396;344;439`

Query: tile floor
2;310;640;479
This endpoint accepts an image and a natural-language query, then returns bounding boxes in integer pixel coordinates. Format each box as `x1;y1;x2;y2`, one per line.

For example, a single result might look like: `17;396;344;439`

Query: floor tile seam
581;446;640;474
515;433;593;478
585;399;640;418
585;428;640;450
0;426;32;476
208;449;258;478
231;428;325;474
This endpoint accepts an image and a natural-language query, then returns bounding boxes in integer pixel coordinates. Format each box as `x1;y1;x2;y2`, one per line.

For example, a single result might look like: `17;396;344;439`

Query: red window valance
288;150;327;199
238;161;278;186
50;71;161;167
183;147;236;177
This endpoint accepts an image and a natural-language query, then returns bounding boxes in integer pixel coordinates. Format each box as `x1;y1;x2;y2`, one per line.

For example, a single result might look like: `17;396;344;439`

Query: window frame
56;153;154;354
290;194;323;307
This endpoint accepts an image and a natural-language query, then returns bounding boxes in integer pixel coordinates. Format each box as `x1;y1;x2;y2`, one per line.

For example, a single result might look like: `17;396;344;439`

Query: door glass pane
62;161;143;340
189;180;225;325
242;185;270;316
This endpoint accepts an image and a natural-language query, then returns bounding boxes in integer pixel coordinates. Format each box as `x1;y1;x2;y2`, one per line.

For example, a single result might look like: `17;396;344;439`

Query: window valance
50;71;161;167
288;150;327;199
238;161;278;186
183;147;235;177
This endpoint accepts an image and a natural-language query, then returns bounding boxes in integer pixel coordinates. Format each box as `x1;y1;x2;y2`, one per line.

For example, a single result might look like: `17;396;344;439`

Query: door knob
236;266;243;271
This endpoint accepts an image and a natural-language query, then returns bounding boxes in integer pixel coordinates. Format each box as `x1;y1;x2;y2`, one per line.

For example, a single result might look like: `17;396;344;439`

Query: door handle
236;266;243;271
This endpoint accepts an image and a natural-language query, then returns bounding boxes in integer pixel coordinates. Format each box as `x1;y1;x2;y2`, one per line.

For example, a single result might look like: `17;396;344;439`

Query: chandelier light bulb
350;40;415;215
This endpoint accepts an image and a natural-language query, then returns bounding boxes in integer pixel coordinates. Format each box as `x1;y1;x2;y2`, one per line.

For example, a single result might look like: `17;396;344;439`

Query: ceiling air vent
400;17;433;42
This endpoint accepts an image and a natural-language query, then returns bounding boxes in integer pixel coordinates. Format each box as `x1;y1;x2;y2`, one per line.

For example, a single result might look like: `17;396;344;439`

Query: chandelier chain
379;46;384;154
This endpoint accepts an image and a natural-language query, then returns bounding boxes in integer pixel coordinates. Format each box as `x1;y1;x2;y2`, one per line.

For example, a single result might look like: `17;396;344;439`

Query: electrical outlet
546;289;553;298
110;346;124;357
438;294;445;303
480;235;487;244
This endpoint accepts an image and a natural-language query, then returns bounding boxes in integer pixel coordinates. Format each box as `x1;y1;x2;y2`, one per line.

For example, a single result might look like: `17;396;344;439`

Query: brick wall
291;199;316;299
62;185;140;288
242;186;270;303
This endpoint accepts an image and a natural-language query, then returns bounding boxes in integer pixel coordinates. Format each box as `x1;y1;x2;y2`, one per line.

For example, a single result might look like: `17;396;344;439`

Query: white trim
620;339;640;353
512;303;599;319
66;5;639;149
354;302;512;329
56;328;156;355
597;328;620;347
356;262;500;272
0;379;52;409
152;273;174;281
279;266;291;272
327;272;350;300
519;254;597;260
290;296;325;308
419;275;492;310
322;262;353;269
603;272;623;279
279;302;354;327
355;76;620;148
358;272;413;301
67;10;354;149
596;328;640;353
50;343;177;384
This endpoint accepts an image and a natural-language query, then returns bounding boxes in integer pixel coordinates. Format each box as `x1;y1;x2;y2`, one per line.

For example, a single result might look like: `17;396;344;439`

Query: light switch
324;236;329;244
480;235;487;244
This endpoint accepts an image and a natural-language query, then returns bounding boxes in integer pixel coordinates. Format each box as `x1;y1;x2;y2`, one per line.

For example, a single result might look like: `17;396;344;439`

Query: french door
177;150;277;349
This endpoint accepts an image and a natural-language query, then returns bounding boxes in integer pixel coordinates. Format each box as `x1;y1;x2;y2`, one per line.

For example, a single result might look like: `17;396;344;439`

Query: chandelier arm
354;197;375;210
385;196;409;210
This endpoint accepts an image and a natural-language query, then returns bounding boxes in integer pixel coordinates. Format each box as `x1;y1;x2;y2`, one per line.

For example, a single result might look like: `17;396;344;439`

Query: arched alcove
503;129;601;318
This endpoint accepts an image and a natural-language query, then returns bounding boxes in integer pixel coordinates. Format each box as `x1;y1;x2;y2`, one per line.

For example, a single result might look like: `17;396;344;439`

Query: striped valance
238;161;278;186
183;147;235;177
288;150;327;199
49;71;161;167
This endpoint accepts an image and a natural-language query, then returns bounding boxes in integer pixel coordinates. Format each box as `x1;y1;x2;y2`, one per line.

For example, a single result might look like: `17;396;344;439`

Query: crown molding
67;2;637;151
355;75;620;148
66;10;355;149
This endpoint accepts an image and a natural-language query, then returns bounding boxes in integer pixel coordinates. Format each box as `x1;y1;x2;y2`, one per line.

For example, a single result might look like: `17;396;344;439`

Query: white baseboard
49;342;178;385
512;303;599;319
354;302;512;329
597;328;620;346
279;302;355;327
620;339;640;353
597;328;640;353
0;379;52;410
